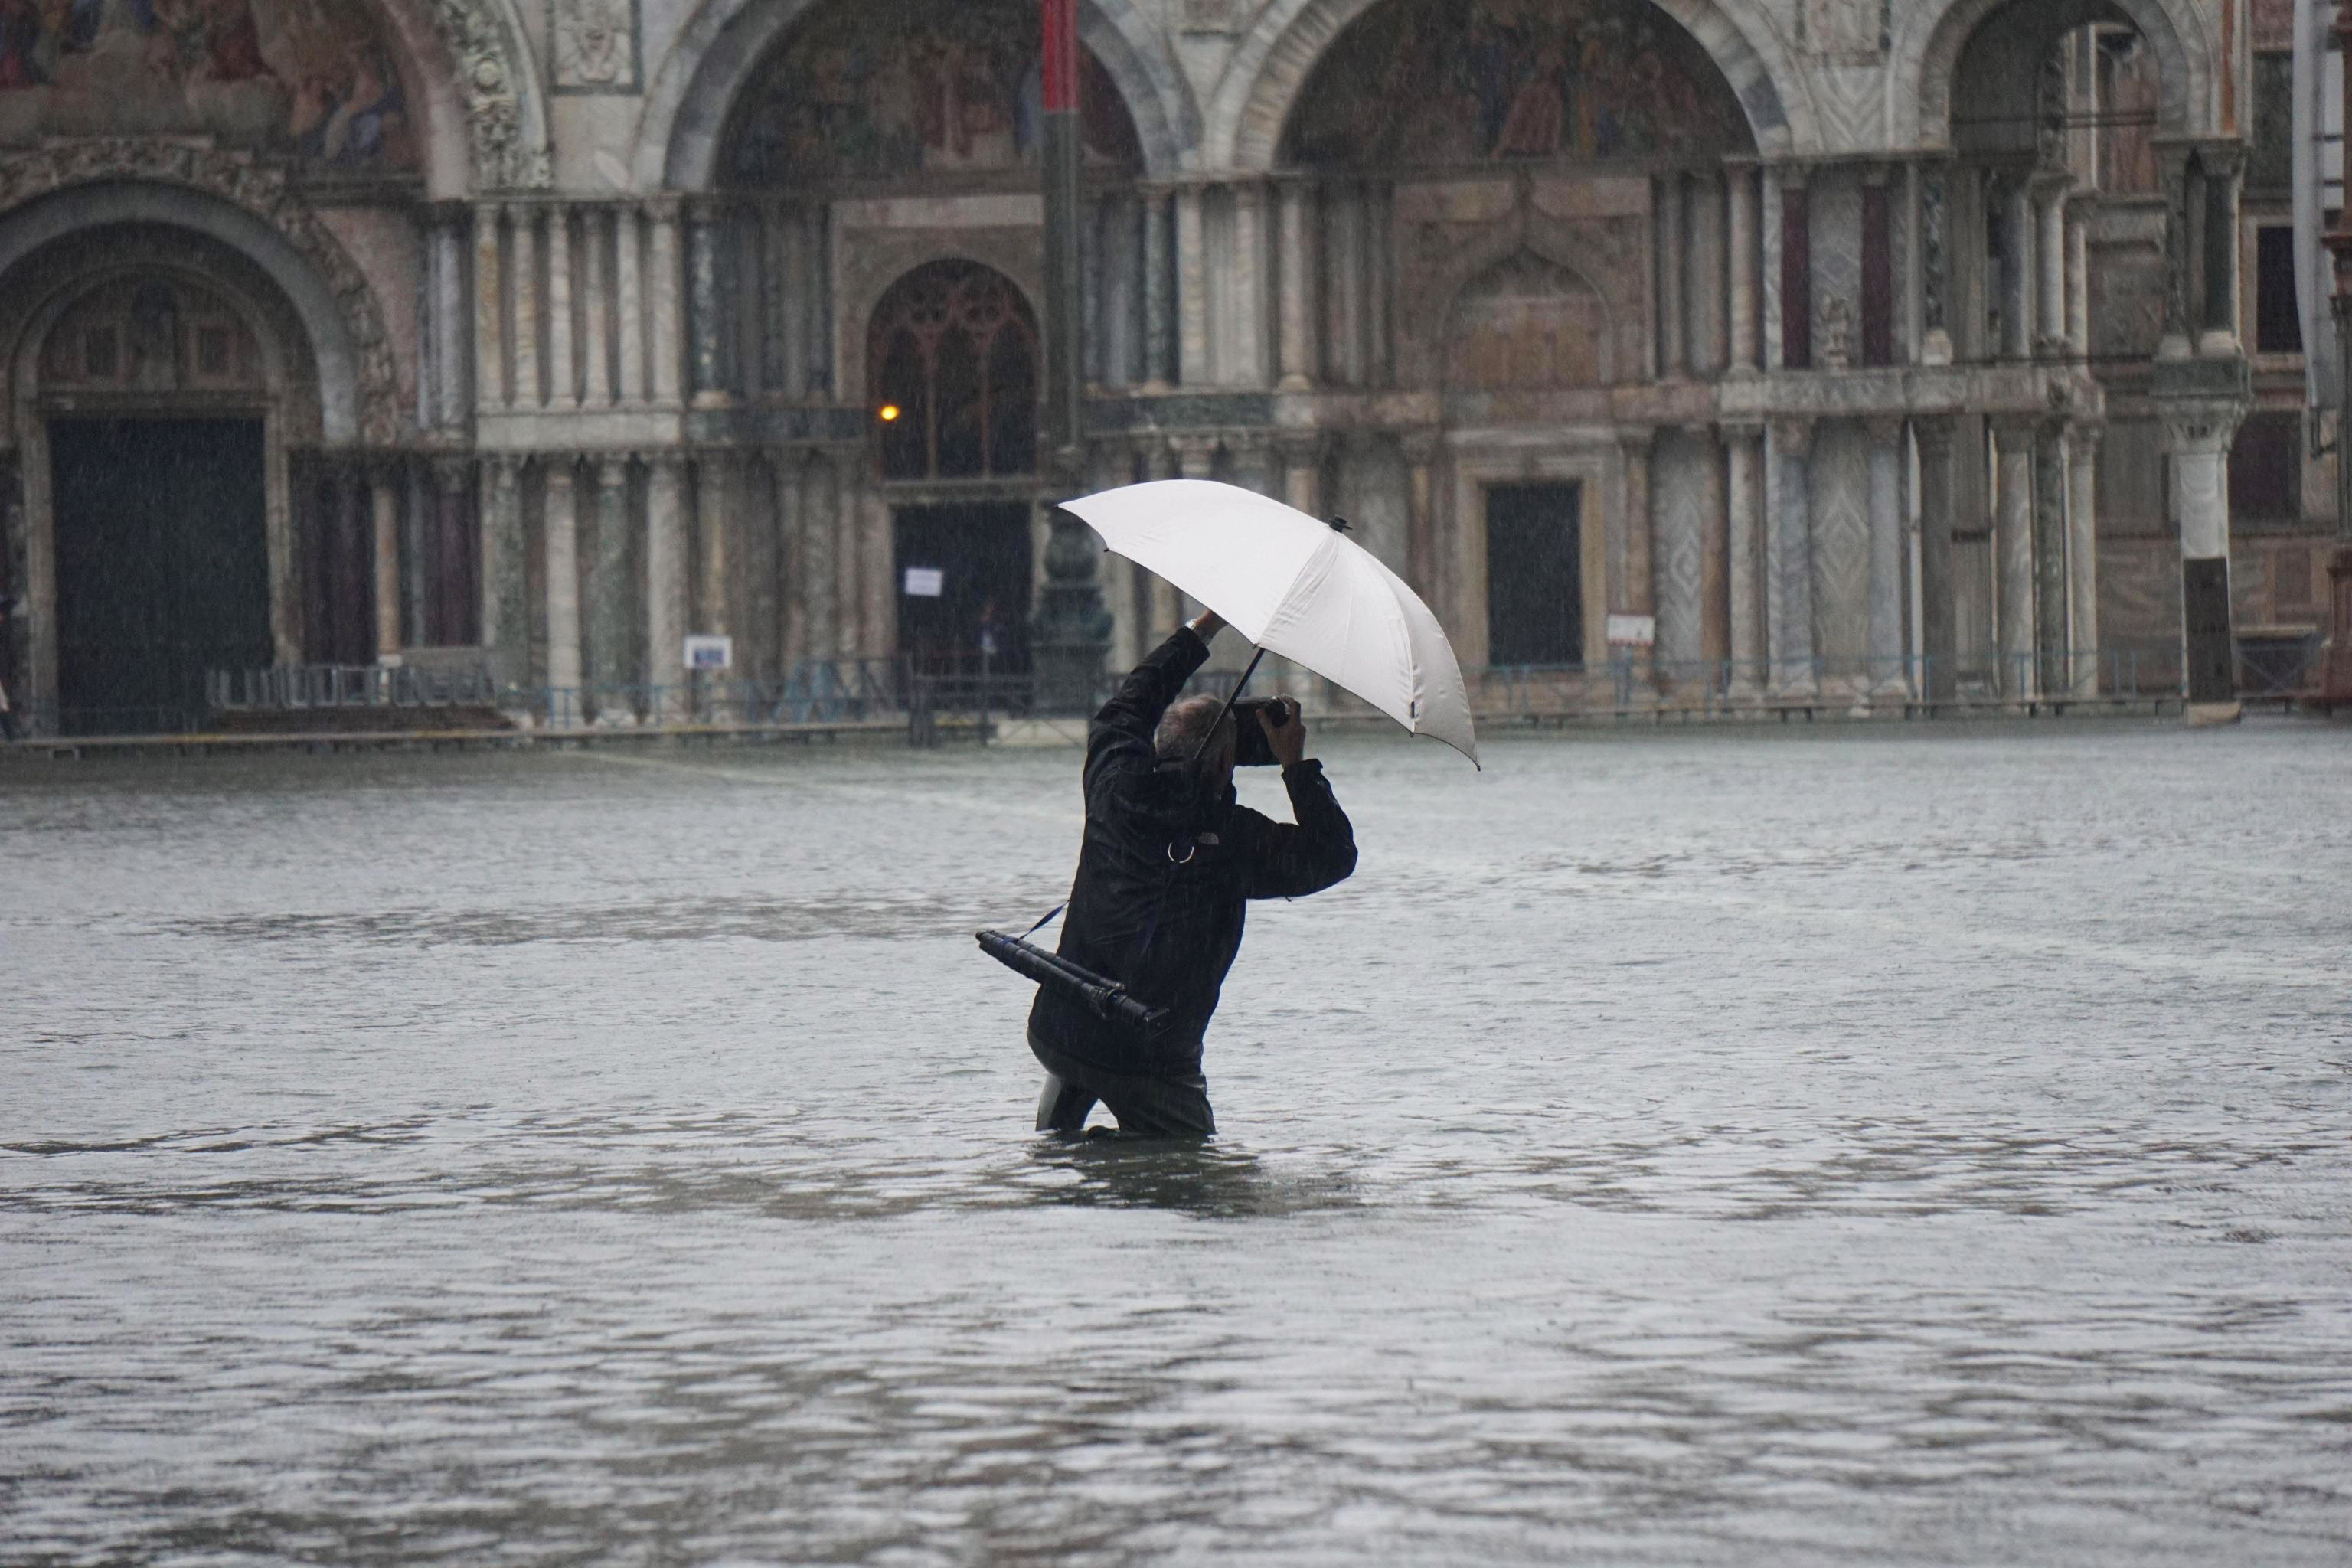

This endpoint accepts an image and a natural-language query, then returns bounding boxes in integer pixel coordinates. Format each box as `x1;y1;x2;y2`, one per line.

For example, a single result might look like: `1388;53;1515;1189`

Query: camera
1230;697;1292;767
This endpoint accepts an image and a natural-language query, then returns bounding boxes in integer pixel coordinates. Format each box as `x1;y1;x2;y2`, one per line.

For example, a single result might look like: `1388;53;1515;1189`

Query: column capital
1615;426;1656;457
1988;411;2044;442
1909;413;1956;461
1863;414;1907;446
487;453;523;489
642;194;686;224
2067;420;2107;456
1769;416;1814;456
2154;398;2245;453
1717;415;1766;442
595;456;631;487
2194;140;2246;180
1768;160;1813;191
430;456;472;495
1171;434;1219;478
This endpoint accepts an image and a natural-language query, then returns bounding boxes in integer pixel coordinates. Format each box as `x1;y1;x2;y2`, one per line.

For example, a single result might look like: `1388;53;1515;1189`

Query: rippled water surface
5;722;2350;1566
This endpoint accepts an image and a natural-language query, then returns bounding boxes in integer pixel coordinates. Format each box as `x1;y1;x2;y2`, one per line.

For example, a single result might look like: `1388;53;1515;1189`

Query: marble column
543;459;582;721
1687;171;1725;375
582;208;613;407
616;208;645;403
2035;178;2068;354
1992;416;2037;698
473;204;505;410
2065;194;2091;355
2164;401;2243;711
586;456;632;720
1142;188;1174;390
1914;417;1957;701
2158;146;2195;360
1276;178;1316;391
1143;437;1181;631
1403;429;1439;599
688;207;727;405
835;449;865;657
1864;418;1906;694
433;213;468;427
1920;162;1952;365
2001;176;2034;361
646;456;688;717
2033;423;2072;695
1725;420;1765;691
861;461;892;660
802;449;838;661
1727;165;1759;374
371;468;400;658
1766;418;1815;692
1778;167;1811;369
2067;423;2101;695
481;457;526;689
1619;430;1655;681
436;461;473;646
1759;169;1784;370
513;207;543;406
649;201;684;405
2199;145;2243;356
1657;175;1685;378
1232;180;1269;387
547;203;578;409
773;447;807;663
1175;185;1207;387
1169;438;1216;623
401;462;430;646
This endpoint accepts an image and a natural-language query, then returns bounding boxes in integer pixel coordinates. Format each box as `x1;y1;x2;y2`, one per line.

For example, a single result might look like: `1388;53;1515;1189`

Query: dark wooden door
1485;481;1583;666
50;416;270;733
891;502;1034;679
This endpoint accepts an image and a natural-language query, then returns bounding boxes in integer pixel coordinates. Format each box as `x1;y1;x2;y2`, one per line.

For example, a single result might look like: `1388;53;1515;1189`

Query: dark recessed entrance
892;502;1033;680
1485;481;1583;666
49;416;272;733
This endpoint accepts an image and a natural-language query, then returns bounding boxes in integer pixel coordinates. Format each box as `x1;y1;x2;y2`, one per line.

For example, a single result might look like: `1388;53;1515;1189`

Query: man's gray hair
1155;694;1233;763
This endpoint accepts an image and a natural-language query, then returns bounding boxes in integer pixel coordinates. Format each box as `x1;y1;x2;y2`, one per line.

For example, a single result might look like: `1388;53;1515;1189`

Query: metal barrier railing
1469;650;2165;716
206;665;499;710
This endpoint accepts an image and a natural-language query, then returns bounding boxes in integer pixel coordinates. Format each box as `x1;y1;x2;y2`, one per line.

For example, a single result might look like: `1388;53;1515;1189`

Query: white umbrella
1062;479;1478;766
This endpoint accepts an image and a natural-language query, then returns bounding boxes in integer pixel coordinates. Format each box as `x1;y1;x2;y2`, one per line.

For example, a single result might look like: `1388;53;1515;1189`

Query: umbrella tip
1328;516;1351;534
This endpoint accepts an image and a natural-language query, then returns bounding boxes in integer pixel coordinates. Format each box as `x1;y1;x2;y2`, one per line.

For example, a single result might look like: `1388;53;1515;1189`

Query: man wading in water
1028;609;1357;1138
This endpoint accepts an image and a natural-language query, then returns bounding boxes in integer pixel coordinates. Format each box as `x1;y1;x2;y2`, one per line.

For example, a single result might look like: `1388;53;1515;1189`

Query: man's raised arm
1087;610;1225;773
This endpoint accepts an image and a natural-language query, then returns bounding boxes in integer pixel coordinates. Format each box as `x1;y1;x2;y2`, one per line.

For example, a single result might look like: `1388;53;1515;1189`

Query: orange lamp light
878;403;902;422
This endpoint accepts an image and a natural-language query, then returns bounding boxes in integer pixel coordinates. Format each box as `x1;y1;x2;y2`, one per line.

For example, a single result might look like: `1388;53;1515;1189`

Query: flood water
4;720;2349;1566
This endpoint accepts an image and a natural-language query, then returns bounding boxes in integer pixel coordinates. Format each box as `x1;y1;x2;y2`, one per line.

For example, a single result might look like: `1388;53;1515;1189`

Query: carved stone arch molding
1211;0;1812;170
1896;0;2215;149
1396;194;1643;392
0;147;397;445
632;0;1194;190
413;0;554;188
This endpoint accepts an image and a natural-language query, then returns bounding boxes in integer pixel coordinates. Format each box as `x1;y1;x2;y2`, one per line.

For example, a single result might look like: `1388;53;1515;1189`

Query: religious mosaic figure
0;0;413;170
1282;0;1752;168
724;0;1138;185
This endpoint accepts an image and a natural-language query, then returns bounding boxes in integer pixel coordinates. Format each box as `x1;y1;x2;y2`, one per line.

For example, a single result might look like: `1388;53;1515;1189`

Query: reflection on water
3;725;2349;1566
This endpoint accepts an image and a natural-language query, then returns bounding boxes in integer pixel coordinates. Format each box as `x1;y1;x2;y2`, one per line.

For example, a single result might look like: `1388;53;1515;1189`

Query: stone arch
1211;0;1810;171
634;0;1194;190
0;152;396;444
3;233;323;446
835;237;1046;409
1896;0;2216;150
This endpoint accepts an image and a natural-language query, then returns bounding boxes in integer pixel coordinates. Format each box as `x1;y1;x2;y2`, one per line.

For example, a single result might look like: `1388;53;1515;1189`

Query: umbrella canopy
1063;479;1478;765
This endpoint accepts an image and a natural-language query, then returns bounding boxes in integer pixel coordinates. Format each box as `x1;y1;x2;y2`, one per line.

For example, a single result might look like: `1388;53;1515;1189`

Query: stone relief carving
426;0;548;188
0;140;399;443
550;0;639;93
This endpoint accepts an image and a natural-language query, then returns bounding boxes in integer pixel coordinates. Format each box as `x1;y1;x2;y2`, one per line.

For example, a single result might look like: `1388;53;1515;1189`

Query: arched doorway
868;259;1040;684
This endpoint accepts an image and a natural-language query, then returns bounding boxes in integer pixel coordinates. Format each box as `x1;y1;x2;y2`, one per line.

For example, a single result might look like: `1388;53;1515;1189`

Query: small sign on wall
684;635;733;671
903;567;946;598
1605;613;1656;648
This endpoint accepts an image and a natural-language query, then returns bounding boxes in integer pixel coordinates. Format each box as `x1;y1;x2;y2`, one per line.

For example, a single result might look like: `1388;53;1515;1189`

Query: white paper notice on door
903;567;945;598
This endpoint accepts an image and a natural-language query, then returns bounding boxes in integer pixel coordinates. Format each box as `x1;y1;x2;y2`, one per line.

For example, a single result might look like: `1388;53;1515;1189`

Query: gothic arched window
869;260;1039;480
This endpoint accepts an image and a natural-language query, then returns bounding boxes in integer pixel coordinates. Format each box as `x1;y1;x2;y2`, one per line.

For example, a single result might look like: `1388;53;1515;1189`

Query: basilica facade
0;0;2322;730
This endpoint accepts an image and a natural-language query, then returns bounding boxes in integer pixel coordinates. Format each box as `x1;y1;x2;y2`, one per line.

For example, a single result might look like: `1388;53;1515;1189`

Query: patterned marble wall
1808;419;1873;666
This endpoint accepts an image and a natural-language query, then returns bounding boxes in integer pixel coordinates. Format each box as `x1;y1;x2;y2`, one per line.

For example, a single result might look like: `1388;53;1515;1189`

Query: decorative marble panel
1808;419;1871;666
1808;173;1863;370
1651;428;1709;665
550;0;639;93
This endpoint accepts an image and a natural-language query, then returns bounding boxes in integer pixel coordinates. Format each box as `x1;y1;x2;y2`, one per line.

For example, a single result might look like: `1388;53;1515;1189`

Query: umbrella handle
1190;646;1268;768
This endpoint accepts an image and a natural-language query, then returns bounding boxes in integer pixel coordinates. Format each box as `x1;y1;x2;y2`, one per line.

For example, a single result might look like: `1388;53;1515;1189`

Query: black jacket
1027;627;1357;1074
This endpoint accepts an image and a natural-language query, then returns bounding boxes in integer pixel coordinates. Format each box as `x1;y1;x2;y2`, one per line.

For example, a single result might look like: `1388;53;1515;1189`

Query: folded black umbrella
975;929;1169;1036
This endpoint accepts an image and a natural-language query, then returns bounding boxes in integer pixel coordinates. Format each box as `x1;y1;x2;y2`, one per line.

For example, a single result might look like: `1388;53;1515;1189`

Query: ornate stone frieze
0;141;399;446
427;0;550;188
